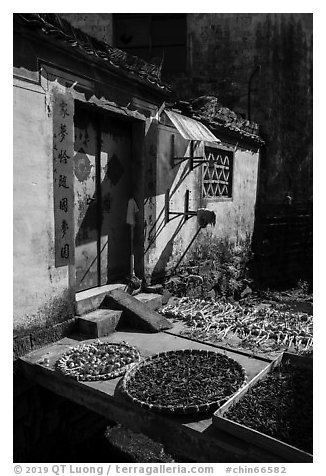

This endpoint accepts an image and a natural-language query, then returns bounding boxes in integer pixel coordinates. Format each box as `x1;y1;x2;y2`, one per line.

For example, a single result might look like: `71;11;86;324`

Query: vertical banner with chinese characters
53;90;74;267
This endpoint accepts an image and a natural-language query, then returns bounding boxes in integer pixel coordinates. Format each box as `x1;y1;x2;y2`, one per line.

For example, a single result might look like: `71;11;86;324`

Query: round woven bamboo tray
122;349;247;415
56;340;140;381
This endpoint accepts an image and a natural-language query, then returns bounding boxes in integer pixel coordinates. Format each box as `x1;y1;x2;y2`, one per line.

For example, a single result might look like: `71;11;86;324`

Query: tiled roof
15;13;171;92
172;96;264;144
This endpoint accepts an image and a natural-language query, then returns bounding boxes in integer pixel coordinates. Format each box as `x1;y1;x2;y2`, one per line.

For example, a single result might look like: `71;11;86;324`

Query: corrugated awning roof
164;110;220;142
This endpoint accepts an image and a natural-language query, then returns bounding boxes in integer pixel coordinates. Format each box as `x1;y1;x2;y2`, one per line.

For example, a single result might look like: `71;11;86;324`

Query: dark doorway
74;105;132;291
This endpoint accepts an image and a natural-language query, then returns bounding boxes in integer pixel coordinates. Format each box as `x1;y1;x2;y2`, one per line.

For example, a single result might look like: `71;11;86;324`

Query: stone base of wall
13;317;78;361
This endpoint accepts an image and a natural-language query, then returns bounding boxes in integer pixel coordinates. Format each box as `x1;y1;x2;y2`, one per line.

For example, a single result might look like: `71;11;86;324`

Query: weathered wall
13;81;74;335
144;122;260;282
167;13;312;204
13;24;166;336
145;123;200;281
202;146;259;243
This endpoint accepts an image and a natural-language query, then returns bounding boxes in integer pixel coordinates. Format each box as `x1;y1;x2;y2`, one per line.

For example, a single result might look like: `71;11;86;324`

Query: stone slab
78;309;123;337
134;293;162;311
75;284;126;316
102;289;172;332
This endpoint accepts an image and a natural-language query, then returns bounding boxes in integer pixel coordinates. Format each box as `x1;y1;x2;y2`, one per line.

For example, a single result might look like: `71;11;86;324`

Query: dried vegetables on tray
56;341;140;381
224;361;313;454
161;297;313;354
122;349;246;414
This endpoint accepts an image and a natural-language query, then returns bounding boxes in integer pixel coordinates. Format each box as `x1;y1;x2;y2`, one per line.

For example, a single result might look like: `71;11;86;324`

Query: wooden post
184;190;189;220
189;140;194;171
165;189;170;224
170;134;175;167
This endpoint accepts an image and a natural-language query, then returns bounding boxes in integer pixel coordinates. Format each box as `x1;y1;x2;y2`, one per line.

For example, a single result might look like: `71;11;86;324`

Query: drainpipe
248;65;261;121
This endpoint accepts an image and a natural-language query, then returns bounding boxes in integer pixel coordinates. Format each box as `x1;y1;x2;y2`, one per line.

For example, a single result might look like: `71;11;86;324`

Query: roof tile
16;13;171;92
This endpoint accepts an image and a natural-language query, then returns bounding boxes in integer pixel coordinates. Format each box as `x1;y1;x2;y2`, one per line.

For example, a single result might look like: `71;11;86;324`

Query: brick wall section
251;203;313;286
13;318;113;462
13;317;78;361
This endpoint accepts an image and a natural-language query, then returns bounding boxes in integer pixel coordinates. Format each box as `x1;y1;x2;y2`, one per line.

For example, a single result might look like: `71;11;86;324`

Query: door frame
73;100;146;294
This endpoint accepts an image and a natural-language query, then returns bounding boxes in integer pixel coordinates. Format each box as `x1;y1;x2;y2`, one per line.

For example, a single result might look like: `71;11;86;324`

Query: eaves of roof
198;116;265;145
171;99;265;145
15;13;171;94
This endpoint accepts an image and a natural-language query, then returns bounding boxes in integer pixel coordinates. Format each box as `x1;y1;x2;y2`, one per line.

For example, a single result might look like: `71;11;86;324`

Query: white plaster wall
13;82;70;333
145;124;260;279
203;147;260;243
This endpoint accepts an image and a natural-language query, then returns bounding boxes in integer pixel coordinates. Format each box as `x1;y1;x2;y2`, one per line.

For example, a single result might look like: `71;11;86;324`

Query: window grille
202;146;233;199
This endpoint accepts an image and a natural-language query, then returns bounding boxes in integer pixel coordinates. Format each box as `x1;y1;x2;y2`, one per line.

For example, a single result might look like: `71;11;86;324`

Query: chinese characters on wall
53;91;74;267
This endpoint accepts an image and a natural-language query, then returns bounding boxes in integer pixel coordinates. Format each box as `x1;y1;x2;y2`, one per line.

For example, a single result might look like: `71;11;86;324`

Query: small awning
71;89;147;122
164;110;220;142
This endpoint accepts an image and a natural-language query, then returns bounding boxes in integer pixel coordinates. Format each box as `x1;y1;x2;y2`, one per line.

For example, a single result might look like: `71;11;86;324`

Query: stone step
78;309;123;338
75;284;126;316
134;293;162;311
143;284;164;294
101;289;172;333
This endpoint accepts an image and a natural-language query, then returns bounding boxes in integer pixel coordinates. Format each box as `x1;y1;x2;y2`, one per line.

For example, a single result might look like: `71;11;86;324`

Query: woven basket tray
122;349;247;415
56;340;140;381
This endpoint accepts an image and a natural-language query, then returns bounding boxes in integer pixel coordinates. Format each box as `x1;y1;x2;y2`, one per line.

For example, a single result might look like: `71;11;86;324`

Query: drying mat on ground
122;349;247;414
56;341;140;381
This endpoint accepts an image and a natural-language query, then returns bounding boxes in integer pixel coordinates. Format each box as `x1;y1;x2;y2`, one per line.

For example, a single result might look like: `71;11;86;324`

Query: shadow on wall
151;218;185;281
144;160;194;254
144;136;201;255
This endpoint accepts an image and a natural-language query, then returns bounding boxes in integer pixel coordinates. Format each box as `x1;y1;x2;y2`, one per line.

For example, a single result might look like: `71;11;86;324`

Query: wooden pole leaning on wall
184;189;190;220
170;134;175;168
189;141;194;171
165;188;170;225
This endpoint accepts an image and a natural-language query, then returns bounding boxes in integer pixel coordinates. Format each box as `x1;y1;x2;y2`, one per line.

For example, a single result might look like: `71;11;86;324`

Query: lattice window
202;146;233;199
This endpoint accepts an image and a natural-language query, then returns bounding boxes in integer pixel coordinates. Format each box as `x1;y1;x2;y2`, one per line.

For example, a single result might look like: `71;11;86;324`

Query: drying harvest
56;341;140;381
123;349;246;414
224;362;313;454
160;297;313;354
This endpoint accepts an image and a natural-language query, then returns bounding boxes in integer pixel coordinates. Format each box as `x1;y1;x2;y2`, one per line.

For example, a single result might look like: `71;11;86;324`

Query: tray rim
122;348;247;415
213;351;313;462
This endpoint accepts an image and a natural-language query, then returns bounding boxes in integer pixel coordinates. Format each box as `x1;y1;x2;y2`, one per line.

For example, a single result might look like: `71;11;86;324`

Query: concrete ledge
78;309;123;338
75;284;126;316
134;293;162;311
102;289;172;332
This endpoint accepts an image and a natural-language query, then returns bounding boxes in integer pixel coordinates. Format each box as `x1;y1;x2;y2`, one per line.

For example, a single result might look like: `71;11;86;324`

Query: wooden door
100;117;132;283
74;107;132;291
